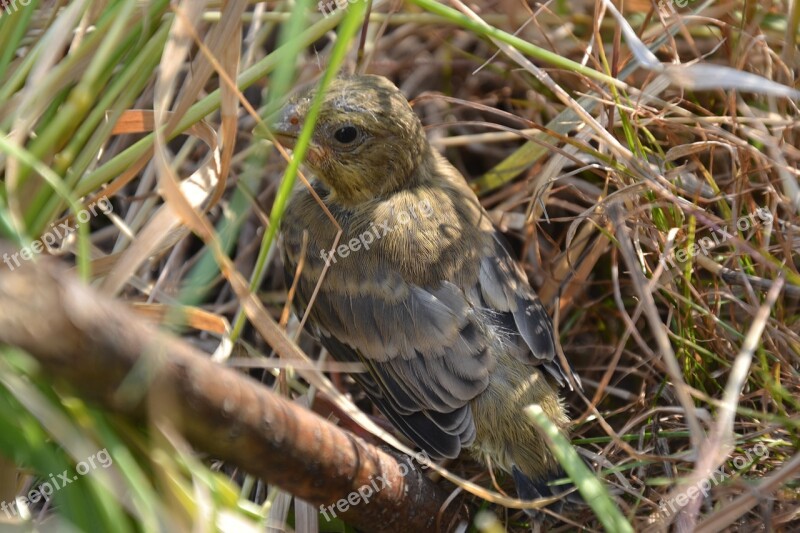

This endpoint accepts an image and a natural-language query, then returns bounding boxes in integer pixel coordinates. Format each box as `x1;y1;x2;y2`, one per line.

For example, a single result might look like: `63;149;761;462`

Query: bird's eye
333;125;360;144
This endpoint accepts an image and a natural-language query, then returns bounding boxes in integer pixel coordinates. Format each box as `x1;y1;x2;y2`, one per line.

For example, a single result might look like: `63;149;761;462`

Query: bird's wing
282;193;577;459
474;231;581;391
288;263;492;459
287;234;578;459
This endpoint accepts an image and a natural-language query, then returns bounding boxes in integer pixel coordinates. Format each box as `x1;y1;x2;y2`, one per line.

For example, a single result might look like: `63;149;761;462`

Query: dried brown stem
0;258;460;533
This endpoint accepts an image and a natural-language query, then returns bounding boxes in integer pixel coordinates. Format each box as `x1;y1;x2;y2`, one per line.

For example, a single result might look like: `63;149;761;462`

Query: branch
0;258;460;532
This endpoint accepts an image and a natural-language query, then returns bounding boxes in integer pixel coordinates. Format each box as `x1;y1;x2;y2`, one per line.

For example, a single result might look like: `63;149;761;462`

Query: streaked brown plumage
275;75;579;504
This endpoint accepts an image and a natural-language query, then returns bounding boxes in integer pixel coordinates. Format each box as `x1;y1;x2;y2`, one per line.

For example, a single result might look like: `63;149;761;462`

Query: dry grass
0;0;798;531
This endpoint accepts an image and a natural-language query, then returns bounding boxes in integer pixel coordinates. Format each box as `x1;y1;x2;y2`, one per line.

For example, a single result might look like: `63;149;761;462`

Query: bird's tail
512;465;581;517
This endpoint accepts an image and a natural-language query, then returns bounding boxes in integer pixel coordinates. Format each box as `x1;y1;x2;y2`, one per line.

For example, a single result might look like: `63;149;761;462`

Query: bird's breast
281;182;489;289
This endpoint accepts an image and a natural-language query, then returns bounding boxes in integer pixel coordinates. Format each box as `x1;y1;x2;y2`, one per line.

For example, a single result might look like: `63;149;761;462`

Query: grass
0;0;798;531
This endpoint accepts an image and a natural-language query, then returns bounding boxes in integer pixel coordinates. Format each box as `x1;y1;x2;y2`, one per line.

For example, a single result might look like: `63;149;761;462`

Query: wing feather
475;232;581;390
288;265;490;458
281;186;578;462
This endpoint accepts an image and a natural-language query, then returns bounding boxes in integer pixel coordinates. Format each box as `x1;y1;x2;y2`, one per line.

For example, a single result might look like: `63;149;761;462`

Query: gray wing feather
284;225;577;462
292;270;490;459
476;232;581;390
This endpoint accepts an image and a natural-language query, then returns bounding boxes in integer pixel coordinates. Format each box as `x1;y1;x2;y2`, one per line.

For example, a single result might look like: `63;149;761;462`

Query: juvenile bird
275;75;579;508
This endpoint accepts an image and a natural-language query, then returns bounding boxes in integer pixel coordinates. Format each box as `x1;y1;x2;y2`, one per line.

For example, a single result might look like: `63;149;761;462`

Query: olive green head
272;75;430;205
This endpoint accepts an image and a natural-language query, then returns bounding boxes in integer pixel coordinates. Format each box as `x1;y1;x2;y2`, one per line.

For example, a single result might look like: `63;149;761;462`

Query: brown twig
0;258;460;533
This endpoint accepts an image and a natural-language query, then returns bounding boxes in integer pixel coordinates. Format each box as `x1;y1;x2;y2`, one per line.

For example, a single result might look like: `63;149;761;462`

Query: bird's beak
271;102;303;149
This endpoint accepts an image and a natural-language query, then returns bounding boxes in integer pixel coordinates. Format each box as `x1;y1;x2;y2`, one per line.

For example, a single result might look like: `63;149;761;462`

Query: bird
274;74;580;509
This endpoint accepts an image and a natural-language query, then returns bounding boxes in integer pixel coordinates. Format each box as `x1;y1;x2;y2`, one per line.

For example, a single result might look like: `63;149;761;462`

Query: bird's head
272;75;431;206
